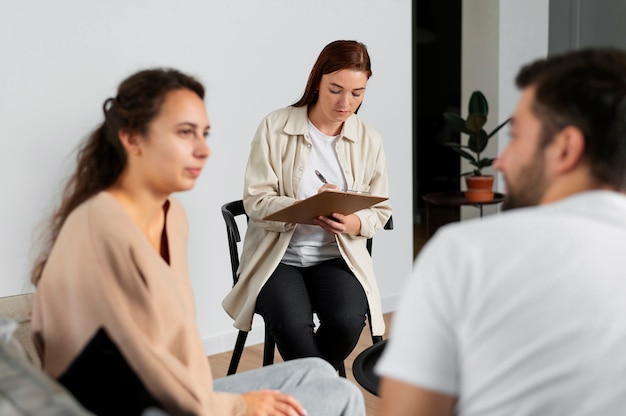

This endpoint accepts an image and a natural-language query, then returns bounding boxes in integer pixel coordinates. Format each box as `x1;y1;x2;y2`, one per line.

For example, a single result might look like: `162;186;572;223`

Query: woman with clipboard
223;40;392;371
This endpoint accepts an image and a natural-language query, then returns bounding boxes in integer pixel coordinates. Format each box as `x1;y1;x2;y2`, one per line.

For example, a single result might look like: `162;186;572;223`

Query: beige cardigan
222;106;392;335
32;192;245;416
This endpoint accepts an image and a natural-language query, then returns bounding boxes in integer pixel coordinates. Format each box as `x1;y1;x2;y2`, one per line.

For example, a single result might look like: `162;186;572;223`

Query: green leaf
442;90;501;178
460;170;476;177
468;130;488;153
466;113;486;133
443;112;473;135
486;117;512;138
468;91;488;115
476;157;495;168
470;158;493;170
444;142;477;162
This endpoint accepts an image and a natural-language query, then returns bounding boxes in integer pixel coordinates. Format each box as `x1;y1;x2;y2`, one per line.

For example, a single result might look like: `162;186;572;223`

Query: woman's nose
196;139;211;159
340;94;351;107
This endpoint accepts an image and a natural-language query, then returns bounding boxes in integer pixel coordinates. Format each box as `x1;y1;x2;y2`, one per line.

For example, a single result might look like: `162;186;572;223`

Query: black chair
352;339;388;396
221;199;393;376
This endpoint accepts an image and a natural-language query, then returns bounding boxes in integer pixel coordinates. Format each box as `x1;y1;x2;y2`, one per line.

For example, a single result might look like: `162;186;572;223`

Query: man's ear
118;130;142;156
549;125;585;175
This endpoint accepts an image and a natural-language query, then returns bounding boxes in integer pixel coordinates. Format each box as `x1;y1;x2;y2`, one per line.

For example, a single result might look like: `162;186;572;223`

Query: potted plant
442;90;510;202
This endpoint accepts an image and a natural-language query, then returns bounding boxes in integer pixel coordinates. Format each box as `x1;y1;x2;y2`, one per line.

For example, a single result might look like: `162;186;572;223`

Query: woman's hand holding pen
314;170;340;193
317;183;340;193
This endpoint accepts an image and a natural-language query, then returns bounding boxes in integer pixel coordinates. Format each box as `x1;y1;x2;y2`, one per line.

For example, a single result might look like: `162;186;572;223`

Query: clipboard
263;189;388;224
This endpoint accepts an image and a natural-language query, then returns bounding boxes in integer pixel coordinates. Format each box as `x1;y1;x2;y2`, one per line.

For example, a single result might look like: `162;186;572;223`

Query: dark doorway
413;0;462;255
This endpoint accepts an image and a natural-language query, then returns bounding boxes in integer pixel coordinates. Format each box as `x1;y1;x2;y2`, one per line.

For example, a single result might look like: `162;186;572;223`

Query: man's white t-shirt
376;191;626;415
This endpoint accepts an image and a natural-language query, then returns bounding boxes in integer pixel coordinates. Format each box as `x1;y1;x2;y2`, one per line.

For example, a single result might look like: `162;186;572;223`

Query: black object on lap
58;327;163;416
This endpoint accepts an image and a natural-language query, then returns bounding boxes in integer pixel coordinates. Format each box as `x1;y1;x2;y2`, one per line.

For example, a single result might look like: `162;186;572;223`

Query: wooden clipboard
263;190;388;224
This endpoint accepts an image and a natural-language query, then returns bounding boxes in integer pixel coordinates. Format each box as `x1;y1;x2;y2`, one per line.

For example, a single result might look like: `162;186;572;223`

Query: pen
314;170;328;184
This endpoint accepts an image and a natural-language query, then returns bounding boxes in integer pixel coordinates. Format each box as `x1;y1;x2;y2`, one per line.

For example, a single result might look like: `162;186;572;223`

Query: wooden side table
422;191;505;237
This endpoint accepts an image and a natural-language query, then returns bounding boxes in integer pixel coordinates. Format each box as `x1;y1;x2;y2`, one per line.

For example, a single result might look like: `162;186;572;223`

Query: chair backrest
221;200;393;286
221;200;248;286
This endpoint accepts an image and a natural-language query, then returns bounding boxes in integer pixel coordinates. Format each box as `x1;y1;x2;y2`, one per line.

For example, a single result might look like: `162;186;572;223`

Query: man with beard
376;48;626;416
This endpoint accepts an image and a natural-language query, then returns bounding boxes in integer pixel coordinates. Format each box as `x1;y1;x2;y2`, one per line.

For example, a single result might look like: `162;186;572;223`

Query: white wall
550;0;626;54
0;0;413;354
460;0;549;219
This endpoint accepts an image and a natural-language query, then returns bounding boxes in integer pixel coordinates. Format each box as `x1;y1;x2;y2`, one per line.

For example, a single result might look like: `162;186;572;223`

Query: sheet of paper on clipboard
263;189;388;224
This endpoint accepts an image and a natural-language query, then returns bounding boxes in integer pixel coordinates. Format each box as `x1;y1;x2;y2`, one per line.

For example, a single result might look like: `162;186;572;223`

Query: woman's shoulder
261;106;306;124
345;113;383;143
65;192;123;228
44;193;133;270
253;106;308;139
59;192;133;244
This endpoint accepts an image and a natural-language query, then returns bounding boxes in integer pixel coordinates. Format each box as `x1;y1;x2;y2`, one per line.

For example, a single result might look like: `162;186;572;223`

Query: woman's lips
186;168;203;178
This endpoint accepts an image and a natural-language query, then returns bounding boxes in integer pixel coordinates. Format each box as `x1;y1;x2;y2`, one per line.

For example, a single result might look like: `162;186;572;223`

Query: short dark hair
516;48;626;189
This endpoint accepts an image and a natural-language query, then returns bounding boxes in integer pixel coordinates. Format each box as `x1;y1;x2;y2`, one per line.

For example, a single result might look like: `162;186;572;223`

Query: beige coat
32;192;245;416
222;106;392;335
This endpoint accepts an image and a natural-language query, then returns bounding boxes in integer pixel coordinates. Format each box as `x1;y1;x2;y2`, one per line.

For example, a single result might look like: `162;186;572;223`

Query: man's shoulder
433;206;535;240
432;190;626;250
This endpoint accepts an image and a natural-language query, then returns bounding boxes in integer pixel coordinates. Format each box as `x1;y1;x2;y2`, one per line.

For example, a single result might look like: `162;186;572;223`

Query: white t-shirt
282;120;346;267
376;191;626;415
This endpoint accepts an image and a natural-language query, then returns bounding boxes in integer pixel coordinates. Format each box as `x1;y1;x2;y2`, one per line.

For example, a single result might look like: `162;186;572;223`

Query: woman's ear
118;130;142;156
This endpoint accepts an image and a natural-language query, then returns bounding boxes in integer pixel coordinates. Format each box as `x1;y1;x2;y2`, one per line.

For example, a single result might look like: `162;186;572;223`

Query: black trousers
255;258;368;369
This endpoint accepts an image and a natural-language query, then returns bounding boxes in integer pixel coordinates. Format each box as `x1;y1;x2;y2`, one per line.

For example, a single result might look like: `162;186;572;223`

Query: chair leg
263;325;275;366
228;330;249;375
338;361;347;378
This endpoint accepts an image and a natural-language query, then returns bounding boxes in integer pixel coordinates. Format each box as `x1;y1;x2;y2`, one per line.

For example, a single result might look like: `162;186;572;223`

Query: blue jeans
213;358;365;415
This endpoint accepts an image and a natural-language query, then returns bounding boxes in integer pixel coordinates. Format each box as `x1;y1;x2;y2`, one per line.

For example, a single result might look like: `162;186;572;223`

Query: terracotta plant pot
465;175;494;202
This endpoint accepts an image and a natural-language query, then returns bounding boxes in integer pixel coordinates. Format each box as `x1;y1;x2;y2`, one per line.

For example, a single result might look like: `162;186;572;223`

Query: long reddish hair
292;40;372;108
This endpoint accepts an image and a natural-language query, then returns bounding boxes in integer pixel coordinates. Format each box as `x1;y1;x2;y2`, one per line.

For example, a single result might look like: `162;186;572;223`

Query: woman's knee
288;357;336;376
297;369;366;415
321;310;366;335
278;358;366;415
335;378;366;415
264;311;315;337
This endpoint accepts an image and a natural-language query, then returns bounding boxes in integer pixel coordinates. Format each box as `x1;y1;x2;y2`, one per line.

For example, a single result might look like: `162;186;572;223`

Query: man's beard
502;151;548;211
